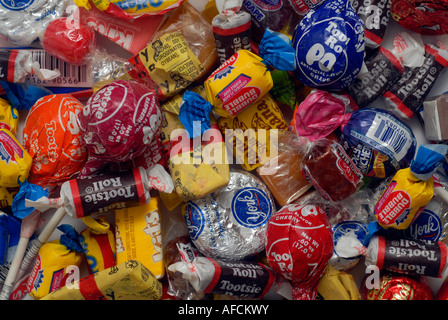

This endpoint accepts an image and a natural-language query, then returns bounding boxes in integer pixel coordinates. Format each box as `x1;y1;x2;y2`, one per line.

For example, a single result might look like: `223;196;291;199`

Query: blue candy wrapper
410;144;448;181
292;0;365;91
57;224;84;253
11;181;49;219
0;80;52;110
0;213;8;265
179;90;214;138
339;108;417;180
259;28;296;71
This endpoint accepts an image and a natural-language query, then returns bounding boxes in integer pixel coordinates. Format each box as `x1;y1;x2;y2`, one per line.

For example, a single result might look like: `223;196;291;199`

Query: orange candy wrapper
22;94;87;188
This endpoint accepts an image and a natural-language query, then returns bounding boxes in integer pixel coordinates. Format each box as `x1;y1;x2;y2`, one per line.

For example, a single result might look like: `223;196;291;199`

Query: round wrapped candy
22;94;87;188
361;271;433;300
292;0;365;91
0;0;70;46
77;80;162;177
265;203;334;300
184;170;275;261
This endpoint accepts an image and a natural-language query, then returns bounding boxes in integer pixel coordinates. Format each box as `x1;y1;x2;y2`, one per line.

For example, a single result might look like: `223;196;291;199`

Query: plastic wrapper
0;0;70;46
338;107;417;181
423;93;448;141
77;80;162;177
212;11;252;65
0;129;32;188
292;0;365;91
26;225;84;300
168;255;276;298
218;94;288;171
390;0;448;35
301;138;364;202
256;131;312;206
350;0;391;50
79;216;116;274
26;165;173;219
74;0;185;17
316;265;361;300
0;49;60;84
365;234;448;278
266;203;334;300
374;144;448;230
184;170;275;261
361;271;434;300
115;197;164;279
384;42;448;119
22;94;87;188
0;98;18;136
205;49;273;117
41;260;163;300
162;110;230;201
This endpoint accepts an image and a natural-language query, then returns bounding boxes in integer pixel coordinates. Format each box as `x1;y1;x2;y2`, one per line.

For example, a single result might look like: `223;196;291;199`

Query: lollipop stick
0;237;29;300
16;207;66;281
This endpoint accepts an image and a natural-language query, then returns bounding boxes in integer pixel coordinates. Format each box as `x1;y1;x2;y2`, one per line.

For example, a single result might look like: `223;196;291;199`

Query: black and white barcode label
27;49;89;87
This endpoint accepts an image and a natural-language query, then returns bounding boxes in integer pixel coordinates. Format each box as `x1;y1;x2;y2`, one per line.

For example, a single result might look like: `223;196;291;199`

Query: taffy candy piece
42;17;96;66
77;80;162;177
292;0;365;91
266;203;334;300
374;144;448;230
338;107;417;180
22;94;87;188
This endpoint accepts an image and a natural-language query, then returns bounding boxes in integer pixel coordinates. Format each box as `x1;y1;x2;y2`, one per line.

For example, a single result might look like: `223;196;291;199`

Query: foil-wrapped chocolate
184;170;275;261
0;0;70;46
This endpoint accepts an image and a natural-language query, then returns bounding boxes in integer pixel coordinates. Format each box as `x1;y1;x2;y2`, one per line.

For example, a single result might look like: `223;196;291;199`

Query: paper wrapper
115;197;164;279
317;265;361;300
41;260;162;300
161;110;230;202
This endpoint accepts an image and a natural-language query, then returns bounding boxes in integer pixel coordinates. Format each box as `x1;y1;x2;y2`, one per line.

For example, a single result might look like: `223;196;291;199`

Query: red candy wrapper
77;80;162;177
22;94;87;188
266;203;333;300
361;271;434;300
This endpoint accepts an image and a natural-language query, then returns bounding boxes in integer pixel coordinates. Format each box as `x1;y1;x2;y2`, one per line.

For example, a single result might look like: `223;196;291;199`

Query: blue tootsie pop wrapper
339;108;417;180
410;144;448;180
292;0;365;91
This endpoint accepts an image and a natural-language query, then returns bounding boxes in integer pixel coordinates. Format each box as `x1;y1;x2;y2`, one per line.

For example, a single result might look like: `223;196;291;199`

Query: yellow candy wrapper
162;110;230;201
0;129;32;188
317;265;361;300
0;98;18;136
79;216;116;274
205;49;273;118
218;94;288;171
74;0;185;16
41;260;162;300
115;197;164;279
26;239;83;300
374;144;448;230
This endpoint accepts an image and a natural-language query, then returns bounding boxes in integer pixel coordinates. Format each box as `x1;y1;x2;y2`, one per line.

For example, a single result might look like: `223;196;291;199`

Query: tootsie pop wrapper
25;164;173;219
0;0;70;46
41;260;163;300
374;144;448;230
365;234;448;278
292;0;365;91
168;256;275;298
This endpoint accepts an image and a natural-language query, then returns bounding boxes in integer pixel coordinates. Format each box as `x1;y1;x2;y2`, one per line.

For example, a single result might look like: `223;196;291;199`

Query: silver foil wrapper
184;170;276;261
0;0;70;45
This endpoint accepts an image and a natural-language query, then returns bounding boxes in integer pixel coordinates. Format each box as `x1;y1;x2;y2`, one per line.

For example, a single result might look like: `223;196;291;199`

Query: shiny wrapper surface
184;170;275;261
0;0;70;45
362;272;433;300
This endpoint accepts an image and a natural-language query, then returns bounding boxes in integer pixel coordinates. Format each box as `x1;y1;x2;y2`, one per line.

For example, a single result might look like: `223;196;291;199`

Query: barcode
27;49;89;88
373;119;407;154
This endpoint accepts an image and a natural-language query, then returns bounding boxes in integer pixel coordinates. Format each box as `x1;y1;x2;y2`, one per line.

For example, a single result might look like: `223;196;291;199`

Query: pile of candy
1;0;448;301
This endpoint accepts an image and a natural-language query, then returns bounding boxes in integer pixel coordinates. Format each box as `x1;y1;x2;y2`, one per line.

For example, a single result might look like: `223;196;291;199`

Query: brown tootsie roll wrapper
41;260;162;300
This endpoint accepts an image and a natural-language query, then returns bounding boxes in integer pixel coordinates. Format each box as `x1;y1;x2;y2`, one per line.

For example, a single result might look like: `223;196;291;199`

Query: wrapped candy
77;80;162;177
265;203;334;300
374;144;448;230
22;94;87;188
184;170;275;261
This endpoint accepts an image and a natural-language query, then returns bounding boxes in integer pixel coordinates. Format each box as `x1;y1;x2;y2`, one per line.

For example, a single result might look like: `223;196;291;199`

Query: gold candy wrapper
0;98;18;136
218;94;288;171
161;109;230;201
317;265;361;300
41;260;163;300
115;197;164;279
204;49;273;118
26;240;84;300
